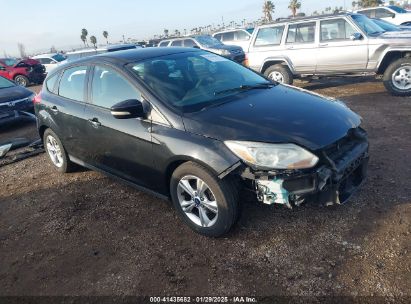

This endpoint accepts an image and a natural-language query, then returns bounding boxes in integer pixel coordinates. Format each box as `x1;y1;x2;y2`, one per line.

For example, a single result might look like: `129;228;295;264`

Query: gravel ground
0;80;410;299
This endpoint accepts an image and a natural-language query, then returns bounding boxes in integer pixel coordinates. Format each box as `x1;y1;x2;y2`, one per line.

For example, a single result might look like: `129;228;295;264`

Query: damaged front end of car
225;127;369;208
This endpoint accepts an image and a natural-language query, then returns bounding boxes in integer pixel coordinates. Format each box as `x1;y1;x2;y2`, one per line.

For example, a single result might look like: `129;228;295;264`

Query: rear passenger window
321;19;356;41
58;66;87;102
222;32;235;41
171;40;183;46
184;39;196;47
254;26;285;46
91;66;141;109
287;22;316;44
375;8;393;18
46;73;59;93
235;30;250;41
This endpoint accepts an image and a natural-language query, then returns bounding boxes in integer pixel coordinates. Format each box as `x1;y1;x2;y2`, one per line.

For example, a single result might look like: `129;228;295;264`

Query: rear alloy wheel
264;64;293;85
14;75;29;87
383;58;411;96
170;162;239;237
43;129;74;173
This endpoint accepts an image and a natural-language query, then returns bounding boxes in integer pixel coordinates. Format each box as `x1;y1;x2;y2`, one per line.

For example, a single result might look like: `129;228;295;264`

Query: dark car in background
158;35;245;63
0;58;46;87
34;48;368;237
0;76;35;124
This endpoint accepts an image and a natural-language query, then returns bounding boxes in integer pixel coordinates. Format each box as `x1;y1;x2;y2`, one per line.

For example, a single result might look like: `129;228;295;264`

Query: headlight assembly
213;49;231;56
224;141;319;170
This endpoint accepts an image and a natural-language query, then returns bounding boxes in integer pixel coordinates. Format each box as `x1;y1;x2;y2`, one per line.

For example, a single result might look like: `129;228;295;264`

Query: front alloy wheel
177;175;218;228
170;162;239;237
383;58;411;96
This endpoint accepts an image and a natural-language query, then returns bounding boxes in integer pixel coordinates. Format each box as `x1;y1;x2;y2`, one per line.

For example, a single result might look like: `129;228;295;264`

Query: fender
260;56;296;74
376;47;411;70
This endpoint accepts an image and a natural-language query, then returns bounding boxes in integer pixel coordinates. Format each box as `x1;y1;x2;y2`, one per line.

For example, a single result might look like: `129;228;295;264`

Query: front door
316;18;368;73
84;64;154;187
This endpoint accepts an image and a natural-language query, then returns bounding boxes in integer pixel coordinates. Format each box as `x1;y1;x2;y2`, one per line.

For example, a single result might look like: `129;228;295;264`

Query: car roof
213;28;250;34
60;48;203;66
256;12;361;28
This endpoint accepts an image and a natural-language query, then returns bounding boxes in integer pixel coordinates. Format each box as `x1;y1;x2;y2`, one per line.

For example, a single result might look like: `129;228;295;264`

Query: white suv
356;5;411;26
213;29;254;51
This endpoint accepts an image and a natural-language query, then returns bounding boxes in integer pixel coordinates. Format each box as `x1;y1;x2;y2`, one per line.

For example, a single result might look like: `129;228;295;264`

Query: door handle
88;118;101;128
286;46;294;50
319;43;328;47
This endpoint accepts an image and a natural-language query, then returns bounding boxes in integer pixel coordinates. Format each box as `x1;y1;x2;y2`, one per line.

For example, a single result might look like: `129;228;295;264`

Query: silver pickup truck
246;12;411;96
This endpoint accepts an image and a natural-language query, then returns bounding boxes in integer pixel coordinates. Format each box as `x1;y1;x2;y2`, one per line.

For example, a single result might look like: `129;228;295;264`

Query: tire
43;129;74;173
14;75;29;87
383;58;411;96
170;161;239;237
264;64;294;85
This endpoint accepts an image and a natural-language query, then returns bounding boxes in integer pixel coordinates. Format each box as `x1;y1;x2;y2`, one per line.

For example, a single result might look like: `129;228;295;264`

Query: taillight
33;93;42;104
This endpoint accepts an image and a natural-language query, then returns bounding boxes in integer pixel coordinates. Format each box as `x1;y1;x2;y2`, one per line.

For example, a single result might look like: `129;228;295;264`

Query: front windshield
52;54;66;62
352;14;385;35
0;76;15;89
388;6;407;14
3;58;17;67
373;19;400;31
195;36;223;48
130;51;271;113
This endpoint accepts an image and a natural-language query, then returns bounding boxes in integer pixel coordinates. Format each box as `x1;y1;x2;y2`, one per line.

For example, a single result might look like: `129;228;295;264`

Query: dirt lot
0;79;410;299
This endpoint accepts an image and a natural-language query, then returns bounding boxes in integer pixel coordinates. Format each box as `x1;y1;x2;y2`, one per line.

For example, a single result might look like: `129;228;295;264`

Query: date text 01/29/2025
149;296;258;303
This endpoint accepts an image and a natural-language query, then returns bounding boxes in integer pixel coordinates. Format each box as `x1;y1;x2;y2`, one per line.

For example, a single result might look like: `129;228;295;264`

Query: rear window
254;26;285;46
58;66;87;102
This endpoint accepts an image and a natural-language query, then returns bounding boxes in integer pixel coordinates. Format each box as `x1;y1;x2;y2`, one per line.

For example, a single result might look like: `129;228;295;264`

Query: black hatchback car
35;48;368;237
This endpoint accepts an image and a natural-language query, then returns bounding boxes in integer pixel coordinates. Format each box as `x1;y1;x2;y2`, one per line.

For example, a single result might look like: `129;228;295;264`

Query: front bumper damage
239;128;369;208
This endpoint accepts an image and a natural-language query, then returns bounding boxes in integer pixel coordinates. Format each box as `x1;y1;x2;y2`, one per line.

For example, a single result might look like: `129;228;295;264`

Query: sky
0;0;349;56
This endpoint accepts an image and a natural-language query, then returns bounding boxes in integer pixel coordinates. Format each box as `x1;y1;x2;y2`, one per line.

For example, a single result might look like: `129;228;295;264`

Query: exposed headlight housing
224;141;319;170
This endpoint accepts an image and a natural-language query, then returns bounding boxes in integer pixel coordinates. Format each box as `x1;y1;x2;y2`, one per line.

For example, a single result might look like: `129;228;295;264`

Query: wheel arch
260;58;294;74
377;50;411;74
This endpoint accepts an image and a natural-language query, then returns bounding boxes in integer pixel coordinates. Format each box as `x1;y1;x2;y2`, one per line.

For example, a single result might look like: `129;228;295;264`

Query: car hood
377;30;411;38
0;85;32;103
183;85;362;151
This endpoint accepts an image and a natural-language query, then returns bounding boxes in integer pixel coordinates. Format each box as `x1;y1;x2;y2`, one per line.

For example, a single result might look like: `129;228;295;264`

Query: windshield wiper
214;83;275;96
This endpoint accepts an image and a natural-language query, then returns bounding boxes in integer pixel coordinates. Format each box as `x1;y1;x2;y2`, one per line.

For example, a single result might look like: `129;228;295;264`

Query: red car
0;58;46;87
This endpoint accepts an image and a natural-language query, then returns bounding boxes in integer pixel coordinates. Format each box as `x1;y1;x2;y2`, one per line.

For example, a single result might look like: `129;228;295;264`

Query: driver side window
91;66;141;109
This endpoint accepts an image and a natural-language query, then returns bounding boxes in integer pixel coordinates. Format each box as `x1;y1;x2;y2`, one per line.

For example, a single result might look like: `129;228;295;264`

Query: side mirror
110;99;145;119
350;33;363;41
192;45;200;49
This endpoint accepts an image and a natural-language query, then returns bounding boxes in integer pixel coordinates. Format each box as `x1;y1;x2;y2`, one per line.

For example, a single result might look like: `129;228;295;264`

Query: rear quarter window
46;73;60;93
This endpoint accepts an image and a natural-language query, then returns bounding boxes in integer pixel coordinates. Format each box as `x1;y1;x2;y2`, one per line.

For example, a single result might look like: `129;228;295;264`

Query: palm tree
90;35;97;48
288;0;301;18
80;35;87;46
263;1;275;23
103;31;109;44
81;28;89;47
164;29;169;37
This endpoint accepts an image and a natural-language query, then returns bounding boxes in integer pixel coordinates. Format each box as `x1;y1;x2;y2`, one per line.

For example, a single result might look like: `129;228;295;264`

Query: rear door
49;65;91;159
83;64;154;187
284;21;318;73
316;18;368;73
